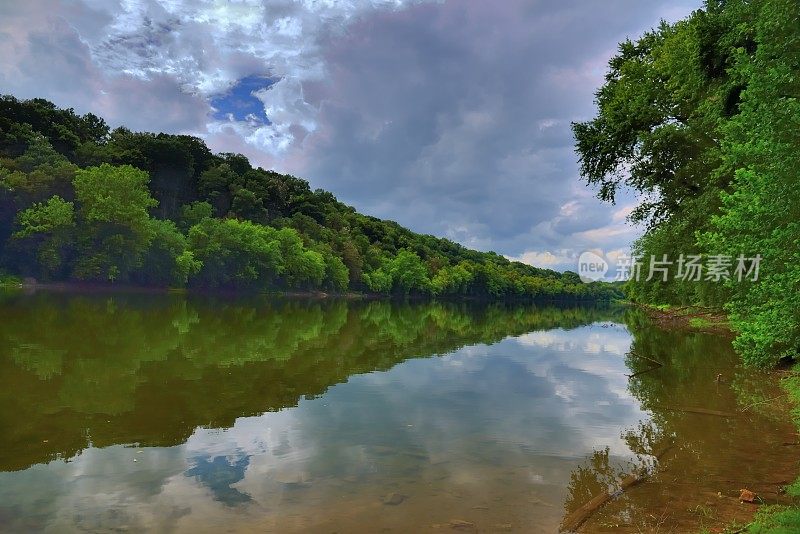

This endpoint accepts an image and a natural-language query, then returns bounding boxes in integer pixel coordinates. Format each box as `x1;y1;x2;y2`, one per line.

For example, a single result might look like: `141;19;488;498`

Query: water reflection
0;293;793;532
562;311;796;532
0;294;618;472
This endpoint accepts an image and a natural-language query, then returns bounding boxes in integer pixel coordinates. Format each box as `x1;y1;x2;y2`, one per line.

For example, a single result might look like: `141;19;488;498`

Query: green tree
572;0;757;307
14;196;74;238
363;264;393;294
699;0;800;366
431;262;474;296
1;136;77;207
179;201;213;231
388;249;430;295
72;164;159;282
187;218;283;288
275;227;326;289
573;0;800;366
0;94;617;301
73;164;157;232
12;195;75;277
230;187;268;223
321;251;350;292
198;163;236;215
139;219;201;285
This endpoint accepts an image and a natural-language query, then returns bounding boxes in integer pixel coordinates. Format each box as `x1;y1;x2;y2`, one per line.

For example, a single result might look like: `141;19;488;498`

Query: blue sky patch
185;453;253;506
210;75;275;124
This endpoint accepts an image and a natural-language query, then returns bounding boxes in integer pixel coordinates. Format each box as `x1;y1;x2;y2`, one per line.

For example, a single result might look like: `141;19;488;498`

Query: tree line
0;95;618;300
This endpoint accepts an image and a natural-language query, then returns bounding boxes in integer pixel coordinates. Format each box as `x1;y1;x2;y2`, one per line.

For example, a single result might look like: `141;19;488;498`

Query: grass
689;317;713;328
747;505;800;533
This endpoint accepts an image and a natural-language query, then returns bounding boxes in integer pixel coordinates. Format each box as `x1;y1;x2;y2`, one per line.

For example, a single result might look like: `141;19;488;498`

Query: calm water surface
0;293;795;533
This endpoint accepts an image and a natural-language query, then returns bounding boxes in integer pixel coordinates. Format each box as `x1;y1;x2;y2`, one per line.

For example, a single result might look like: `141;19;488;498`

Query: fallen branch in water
655;406;738;418
625;350;664;379
627;350;664;367
559;442;674;533
626;364;662;379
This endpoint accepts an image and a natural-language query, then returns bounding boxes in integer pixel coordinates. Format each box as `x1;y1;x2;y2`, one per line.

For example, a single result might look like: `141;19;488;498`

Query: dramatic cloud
0;0;699;270
293;0;697;268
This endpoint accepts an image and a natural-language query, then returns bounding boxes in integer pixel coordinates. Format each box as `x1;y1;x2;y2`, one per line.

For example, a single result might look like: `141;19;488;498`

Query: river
0;292;795;532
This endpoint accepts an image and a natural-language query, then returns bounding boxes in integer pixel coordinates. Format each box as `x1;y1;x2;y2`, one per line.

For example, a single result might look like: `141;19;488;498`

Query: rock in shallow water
382;492;406;505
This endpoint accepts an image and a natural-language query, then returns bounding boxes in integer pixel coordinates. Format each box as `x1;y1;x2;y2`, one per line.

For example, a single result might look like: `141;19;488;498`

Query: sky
0;0;700;272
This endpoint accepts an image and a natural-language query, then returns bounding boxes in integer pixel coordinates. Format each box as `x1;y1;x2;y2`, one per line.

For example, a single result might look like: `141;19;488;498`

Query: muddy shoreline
633;302;733;336
572;304;800;534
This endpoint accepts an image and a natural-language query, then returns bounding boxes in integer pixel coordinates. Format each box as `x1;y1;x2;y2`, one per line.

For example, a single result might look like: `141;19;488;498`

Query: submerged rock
382;492;406;505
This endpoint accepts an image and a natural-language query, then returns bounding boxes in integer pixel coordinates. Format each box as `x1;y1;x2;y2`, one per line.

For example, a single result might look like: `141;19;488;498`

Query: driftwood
625;350;664;379
626;365;662;379
559;442;673;533
627;350;663;366
656;406;738;418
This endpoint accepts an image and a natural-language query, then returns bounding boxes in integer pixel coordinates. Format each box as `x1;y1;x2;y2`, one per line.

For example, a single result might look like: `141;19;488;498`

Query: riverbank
576;305;800;533
635;302;800;534
2;279;379;300
0;278;618;304
700;367;800;534
735;367;800;533
633;302;732;335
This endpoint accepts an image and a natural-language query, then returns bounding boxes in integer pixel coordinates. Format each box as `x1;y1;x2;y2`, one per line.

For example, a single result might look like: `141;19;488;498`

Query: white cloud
83;0;430;154
0;0;703;262
507;250;575;269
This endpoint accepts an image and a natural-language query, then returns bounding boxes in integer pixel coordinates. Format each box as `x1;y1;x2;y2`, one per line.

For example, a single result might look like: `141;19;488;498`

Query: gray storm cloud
0;0;699;270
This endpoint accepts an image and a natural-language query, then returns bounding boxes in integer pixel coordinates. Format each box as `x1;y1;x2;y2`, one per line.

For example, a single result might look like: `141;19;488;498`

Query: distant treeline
0;95;618;300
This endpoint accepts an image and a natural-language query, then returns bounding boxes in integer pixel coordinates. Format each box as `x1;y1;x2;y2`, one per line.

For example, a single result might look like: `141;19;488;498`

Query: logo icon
577;250;608;283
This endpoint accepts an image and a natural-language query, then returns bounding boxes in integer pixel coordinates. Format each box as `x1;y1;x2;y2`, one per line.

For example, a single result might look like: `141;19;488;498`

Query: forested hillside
0;95;615;300
574;0;799;365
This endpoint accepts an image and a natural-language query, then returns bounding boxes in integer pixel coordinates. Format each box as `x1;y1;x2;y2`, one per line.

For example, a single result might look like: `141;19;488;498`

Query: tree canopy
0;94;617;301
574;0;799;366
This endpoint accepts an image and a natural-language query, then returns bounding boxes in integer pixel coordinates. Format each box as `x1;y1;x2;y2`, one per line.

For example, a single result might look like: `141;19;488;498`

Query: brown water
0;292;795;533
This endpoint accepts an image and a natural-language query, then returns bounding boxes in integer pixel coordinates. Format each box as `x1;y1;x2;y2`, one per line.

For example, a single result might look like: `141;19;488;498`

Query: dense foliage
0;95;617;300
574;0;799;366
